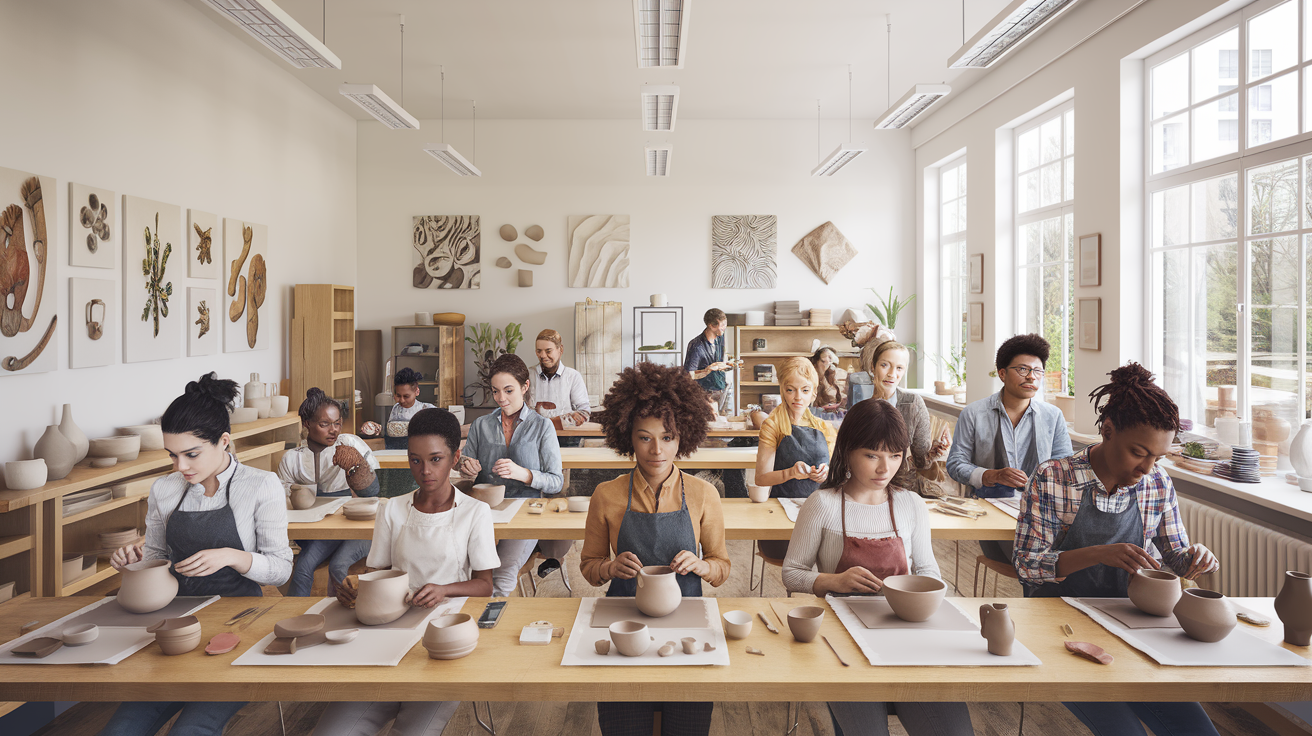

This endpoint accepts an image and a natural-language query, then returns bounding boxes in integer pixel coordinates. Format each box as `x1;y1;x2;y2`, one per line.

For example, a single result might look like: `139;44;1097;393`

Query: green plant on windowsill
933;345;967;388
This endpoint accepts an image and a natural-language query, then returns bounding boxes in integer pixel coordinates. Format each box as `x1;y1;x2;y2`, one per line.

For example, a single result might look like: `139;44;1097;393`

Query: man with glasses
947;333;1073;563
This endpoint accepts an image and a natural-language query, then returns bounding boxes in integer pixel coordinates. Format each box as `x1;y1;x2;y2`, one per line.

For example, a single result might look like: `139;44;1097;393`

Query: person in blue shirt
683;308;733;413
946;333;1073;564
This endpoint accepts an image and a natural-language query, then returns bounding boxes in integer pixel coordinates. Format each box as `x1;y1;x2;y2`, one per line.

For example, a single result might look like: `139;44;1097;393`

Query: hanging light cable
875;11;951;130
423;64;481;176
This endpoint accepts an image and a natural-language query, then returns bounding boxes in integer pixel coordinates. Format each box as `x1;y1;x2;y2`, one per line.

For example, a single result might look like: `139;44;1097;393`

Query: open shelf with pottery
291;284;357;433
389;324;464;409
734;326;858;411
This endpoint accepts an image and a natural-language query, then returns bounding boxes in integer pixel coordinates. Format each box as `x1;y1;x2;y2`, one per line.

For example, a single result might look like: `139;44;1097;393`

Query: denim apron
605;471;703;598
1025;481;1144;598
771;422;830;499
166;458;262;597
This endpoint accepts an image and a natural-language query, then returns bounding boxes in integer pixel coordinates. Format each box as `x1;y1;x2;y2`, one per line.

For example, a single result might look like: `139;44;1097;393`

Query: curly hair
995;333;1051;372
598;362;712;458
1089;363;1180;434
409;407;462;454
394;367;423;389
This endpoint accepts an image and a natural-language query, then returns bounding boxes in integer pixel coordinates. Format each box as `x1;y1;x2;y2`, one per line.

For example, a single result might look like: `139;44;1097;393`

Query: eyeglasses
1005;366;1045;379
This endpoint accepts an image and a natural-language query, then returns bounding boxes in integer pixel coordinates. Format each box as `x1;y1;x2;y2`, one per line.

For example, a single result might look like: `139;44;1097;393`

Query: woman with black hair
581;362;729;736
782;399;974;736
278;387;380;596
1015;363;1220;736
361;367;436;450
102;373;291;736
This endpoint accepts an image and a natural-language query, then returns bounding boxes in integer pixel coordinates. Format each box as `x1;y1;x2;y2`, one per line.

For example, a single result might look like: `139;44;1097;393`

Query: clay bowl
423;614;480;659
453;479;474;495
567;496;590;513
274;614;326;639
61;623;99;646
62;553;90;583
786;606;825;643
747;484;770;503
471;484;506;507
325;628;359;645
432;312;466;326
881;575;946;623
1128;568;1182;617
148;615;200;639
343;498;380;521
92;458;118;469
608;620;651;657
229;407;259;424
4;459;48;491
157;630;202;655
1174;588;1236;643
118;425;164;451
88;434;141;462
722;610;753;639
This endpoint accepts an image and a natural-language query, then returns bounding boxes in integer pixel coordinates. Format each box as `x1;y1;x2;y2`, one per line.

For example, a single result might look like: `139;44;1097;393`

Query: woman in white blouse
782;399;973;736
103;373;291;736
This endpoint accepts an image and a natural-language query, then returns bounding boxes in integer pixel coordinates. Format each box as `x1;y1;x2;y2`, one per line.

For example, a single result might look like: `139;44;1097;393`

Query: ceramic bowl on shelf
229;407;259;425
722;610;753;639
432;312;466;326
117;425;164;451
471;484;505;507
99;527;142;550
88;434;141;462
62;553;93;583
881;575;946;622
61;623;99;646
62;488;113;517
4;459;48;491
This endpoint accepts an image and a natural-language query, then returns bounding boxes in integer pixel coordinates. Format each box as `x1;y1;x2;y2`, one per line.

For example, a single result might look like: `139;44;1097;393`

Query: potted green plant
933;346;968;404
464;322;523;407
866;287;915;331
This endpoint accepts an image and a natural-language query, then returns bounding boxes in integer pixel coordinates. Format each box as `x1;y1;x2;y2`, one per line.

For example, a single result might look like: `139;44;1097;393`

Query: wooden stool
973;555;1019;597
517;550;572;596
748;542;792;598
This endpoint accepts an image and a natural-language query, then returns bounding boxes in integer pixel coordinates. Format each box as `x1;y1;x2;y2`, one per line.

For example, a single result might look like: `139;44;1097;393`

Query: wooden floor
28;540;1301;736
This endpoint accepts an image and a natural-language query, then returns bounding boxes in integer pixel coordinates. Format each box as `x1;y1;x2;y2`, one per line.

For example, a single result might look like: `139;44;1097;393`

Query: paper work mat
489;498;526;524
987;497;1021;520
232;597;464;666
828;596;1042;667
309;598;437;631
287;497;349;524
590;598;710;629
778;497;802;522
1065;597;1309;667
845;597;978;631
562;597;729;667
0;595;219;665
1080;598;1180;629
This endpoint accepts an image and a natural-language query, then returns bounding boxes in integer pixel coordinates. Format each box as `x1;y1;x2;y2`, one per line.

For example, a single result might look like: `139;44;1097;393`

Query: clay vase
118;559;179;614
881;575;947;622
636;566;681;618
608;620;650;656
244;373;264;402
1173;588;1236;642
1127;569;1182;617
355;570;412;625
1293;422;1312;481
1274;570;1312;646
786;605;825;643
289;485;316;510
423;613;480;659
60;404;89;463
979;603;1015;656
34;424;77;480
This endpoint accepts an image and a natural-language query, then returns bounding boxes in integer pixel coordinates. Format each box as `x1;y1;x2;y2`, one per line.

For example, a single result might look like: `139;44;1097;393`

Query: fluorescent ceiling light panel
339;84;420;130
200;0;341;69
423;144;482;177
645;145;673;177
948;0;1080;69
874;84;952;130
811;145;866;177
634;0;691;68
641;85;680;132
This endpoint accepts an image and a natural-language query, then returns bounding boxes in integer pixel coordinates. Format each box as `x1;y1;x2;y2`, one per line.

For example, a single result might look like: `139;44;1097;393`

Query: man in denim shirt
684;308;733;413
946;334;1073;563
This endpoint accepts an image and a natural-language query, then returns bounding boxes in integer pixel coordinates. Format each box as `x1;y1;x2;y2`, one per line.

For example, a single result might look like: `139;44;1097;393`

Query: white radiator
1178;497;1312;597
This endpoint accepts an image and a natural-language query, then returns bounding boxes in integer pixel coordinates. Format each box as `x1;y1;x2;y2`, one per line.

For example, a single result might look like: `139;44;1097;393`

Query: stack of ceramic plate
1215;447;1261;483
62;488;113;517
99;526;142;551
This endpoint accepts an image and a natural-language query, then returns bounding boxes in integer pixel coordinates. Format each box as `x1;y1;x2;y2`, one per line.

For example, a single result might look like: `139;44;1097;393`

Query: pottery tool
1061;624;1075;637
931;503;983;520
235;604;276;632
1065;641;1113;665
757;611;779;634
223;607;258;626
20;620;40;634
1237;611;1270;626
822;635;849;666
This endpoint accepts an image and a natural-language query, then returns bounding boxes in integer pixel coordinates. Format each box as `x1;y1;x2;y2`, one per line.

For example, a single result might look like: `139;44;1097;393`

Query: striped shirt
1013;446;1197;585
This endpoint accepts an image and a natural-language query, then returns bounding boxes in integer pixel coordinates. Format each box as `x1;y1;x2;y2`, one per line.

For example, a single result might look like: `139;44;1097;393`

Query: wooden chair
748;542;793;598
517;549;573;596
973;554;1019;597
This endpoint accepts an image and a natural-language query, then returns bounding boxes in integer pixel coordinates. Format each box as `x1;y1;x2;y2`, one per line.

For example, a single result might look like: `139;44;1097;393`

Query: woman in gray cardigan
860;339;949;497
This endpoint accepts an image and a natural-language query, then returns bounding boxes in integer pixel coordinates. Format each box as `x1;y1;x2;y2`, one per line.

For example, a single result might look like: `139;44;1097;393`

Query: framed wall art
1078;297;1102;350
69;182;115;269
122;195;182;364
968;253;983;293
968;302;984;342
1078;233;1101;287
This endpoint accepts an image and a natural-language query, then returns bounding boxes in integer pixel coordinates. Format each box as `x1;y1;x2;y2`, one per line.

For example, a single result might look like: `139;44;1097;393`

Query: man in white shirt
530;329;590;428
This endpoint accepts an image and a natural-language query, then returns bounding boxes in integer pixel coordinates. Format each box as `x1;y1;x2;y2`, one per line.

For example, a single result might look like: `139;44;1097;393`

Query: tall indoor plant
464;322;523;406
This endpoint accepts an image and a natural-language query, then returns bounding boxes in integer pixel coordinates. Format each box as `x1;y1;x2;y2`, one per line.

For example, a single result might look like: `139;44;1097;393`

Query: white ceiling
192;0;1015;122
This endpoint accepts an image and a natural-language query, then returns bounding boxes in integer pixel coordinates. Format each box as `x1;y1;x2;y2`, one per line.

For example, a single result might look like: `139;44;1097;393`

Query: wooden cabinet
391;325;465;409
733;326;861;410
291;285;355;430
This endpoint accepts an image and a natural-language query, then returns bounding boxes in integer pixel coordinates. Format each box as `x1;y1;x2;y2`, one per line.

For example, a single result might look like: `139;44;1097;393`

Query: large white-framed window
1147;0;1312;449
938;156;968;381
1016;101;1075;396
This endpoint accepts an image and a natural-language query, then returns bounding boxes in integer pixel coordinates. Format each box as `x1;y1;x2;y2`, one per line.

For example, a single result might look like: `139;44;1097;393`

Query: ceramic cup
786;606;825;643
1127;569;1182;617
4;459;48;491
608;620;651;657
881;575;946;622
747;485;770;503
567;496;590;513
269;395;290;417
722;610;753;639
471;484;505;507
61;623;99;646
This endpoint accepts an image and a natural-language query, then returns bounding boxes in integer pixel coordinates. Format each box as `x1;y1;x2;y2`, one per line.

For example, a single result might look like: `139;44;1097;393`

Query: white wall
355;118;916;402
0;0;357;460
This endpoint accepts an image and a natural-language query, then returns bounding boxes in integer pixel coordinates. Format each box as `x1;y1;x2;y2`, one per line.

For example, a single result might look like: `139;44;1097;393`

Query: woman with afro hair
580;362;729;736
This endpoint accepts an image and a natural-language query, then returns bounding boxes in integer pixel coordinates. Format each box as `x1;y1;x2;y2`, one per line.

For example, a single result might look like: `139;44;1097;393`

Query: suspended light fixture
201;0;341;69
423;67;482;177
645;144;673;177
812;67;866;177
633;0;691;69
948;0;1081;69
339;15;419;129
640;85;680;132
875;15;950;130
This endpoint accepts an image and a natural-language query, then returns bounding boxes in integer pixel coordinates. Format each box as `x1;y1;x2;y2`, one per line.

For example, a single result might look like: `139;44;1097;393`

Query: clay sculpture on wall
525;224;544;241
69;182;115;269
499;224;517;241
711;215;777;288
223;219;269;352
1275;570;1312;646
635;566;680;617
0;168;58;375
140;212;173;338
193;223;212;266
567;215;630;288
227;224;251;323
979;603;1015;656
518;270;533;287
515;243;547;265
246;253;266;348
70;279;114;368
792;220;857;285
413;215;481;290
118;559;179;614
187;209;219;279
496;257;512;269
123;196;182;363
196;299;210;338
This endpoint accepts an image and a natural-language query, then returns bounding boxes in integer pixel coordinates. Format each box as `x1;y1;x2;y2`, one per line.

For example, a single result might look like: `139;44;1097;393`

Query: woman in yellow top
580;362;729;736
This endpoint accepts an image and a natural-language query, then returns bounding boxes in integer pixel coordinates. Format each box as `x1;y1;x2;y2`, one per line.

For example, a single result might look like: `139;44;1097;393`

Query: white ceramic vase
60;404;89;463
244;373;264;402
1291;421;1312;479
34;424;77;480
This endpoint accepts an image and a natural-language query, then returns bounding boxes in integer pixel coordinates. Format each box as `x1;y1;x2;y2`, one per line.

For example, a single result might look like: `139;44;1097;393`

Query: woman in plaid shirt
1014;363;1220;735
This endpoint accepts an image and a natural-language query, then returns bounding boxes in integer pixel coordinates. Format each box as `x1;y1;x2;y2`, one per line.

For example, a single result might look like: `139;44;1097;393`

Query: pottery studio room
10;0;1312;735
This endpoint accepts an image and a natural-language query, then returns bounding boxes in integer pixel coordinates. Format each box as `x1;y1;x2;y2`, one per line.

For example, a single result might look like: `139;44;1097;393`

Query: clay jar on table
979;603;1015;656
608;620;650;657
33;424;77;480
423;613;480;659
1127;569;1182;617
118;559;179;614
289;485;316;510
636;565;681;618
747;484;770;503
1173;588;1236;642
355;570;412;625
1275;570;1312;646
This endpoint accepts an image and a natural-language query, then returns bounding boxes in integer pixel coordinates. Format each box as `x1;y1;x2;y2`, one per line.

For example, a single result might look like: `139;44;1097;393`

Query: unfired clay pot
747;484;770;503
423;613;480;659
748;410;768;430
1128;569;1182;617
355;570;412;625
60;404;89;463
118;559;179;614
608;620;650;657
1173;588;1236;642
979;603;1015;656
722;610;753;639
1275;570;1312;646
4;459;48;491
471;484;505;507
119;424;164;451
289;485;316;510
882;575;946;622
34;424;77;480
786;606;825;643
636;566;681;618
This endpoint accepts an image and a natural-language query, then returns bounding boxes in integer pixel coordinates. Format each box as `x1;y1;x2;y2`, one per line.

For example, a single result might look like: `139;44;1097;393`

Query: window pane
1019;170;1040;213
1192;173;1239;242
1251;306;1301;435
1043;216;1063;262
1019;128;1040;172
943;200;959;235
1041;162;1062;207
958;162;968;197
1193;28;1240;103
1021;221;1042;264
1251;236;1300;307
1021;266;1042;337
1248;71;1299;147
943;166;958;204
1152;184;1190;248
1249;157;1300;235
1157;244;1239;429
1041;263;1068;388
1065;157;1075;201
1249;0;1298;81
959;196;968;230
1066;211;1075;262
1152;113;1189;173
1193;94;1240;161
1152;53;1189;119
1041;118;1062;163
942;242;962;277
1305;68;1312;132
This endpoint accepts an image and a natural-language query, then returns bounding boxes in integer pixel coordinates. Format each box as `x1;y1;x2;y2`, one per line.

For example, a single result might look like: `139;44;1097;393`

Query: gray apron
1025;479;1144;598
772;421;830;498
606;471;703;598
166;457;263;597
472;411;542;499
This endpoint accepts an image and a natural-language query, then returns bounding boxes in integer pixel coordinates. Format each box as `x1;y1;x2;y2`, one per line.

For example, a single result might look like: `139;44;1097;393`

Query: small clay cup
882;575;946;622
722;610;753;639
609;620;651;657
61;623;99;646
567;496;590;513
471;484;506;507
747;485;770;503
786;606;825;643
1127;569;1182;617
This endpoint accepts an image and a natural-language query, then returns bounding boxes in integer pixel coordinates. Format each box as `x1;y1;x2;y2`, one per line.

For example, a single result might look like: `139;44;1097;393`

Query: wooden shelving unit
734;326;860;410
391;325;464;408
291;285;356;432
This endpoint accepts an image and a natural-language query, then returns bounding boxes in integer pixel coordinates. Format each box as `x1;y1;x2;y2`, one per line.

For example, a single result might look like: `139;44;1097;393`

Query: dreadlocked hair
1088;362;1180;434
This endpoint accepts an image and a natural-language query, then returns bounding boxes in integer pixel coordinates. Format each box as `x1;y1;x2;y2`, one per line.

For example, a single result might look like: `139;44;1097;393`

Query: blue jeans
98;701;246;736
289;539;372;597
1064;702;1220;736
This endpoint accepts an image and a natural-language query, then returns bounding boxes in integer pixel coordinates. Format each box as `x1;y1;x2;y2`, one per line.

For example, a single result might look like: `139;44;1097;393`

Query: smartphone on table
478;600;507;629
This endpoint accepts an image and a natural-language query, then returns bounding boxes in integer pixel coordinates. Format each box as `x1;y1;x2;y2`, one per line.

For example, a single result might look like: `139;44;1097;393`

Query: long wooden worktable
290;497;1017;541
375;447;759;470
0;595;1304;703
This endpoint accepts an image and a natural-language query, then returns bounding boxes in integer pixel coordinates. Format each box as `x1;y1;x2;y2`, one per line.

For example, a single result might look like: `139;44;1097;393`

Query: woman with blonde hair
860;339;949;497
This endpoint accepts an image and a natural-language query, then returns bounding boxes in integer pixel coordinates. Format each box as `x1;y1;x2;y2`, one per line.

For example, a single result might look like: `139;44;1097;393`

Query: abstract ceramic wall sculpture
122;195;181;364
413;215;480;290
0;166;57;376
223;218;269;352
187;209;219;279
711;215;777;288
188;287;217;357
567;215;629;288
69;277;115;369
69;183;115;269
792;220;857;285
